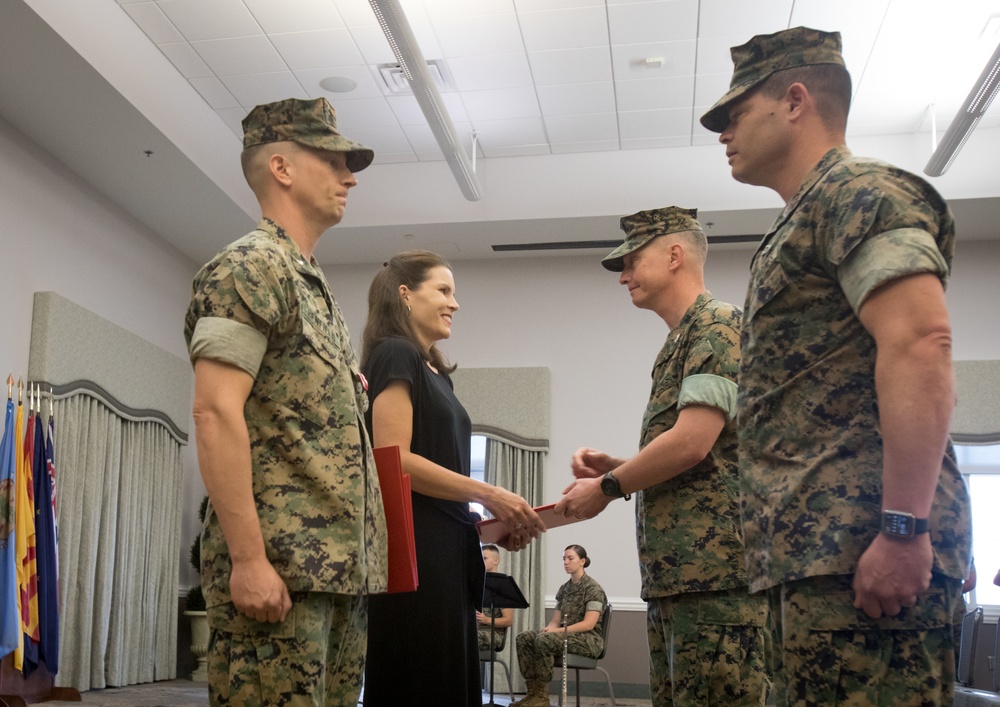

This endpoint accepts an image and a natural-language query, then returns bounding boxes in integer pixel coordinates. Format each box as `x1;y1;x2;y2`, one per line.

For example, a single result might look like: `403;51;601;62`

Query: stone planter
184;610;209;681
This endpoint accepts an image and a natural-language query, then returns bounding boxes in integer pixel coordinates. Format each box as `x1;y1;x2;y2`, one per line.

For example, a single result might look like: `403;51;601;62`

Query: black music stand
482;571;528;707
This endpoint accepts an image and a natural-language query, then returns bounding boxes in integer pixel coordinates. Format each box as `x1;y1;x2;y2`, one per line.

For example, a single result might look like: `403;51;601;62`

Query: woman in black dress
360;251;543;706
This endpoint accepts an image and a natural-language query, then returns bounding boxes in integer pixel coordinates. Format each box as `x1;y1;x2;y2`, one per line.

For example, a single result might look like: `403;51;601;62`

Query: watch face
600;475;618;498
882;512;915;537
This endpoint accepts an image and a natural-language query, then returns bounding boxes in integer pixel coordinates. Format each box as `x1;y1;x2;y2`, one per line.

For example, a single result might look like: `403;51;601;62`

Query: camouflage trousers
515;628;602;683
206;592;368;707
767;573;960;707
478;626;506;652
646;588;770;707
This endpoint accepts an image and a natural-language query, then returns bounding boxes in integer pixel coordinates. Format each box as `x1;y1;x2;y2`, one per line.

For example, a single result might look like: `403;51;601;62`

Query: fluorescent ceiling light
369;0;483;201
925;39;1000;177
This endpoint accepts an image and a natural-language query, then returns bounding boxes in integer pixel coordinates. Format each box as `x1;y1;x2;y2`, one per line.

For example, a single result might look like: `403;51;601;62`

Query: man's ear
785;82;810;122
269;152;293;187
669;242;685;269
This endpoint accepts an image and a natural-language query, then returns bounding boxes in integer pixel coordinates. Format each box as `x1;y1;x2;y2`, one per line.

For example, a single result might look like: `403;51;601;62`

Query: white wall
0;115;205;587
327;236;1000;605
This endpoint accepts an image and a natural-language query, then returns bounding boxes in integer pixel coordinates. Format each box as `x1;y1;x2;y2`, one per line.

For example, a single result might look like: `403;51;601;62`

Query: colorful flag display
0;378;19;661
35;391;58;673
1;377;59;673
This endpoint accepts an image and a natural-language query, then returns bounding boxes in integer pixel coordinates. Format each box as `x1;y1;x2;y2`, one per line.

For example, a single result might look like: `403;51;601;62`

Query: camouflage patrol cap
699;27;845;133
241;97;374;172
602;206;703;272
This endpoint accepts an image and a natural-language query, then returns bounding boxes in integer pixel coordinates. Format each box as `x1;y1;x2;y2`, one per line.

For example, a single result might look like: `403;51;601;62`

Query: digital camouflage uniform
478;606;507;652
637;291;768;707
737;146;972;706
515;574;606;684
185;217;388;707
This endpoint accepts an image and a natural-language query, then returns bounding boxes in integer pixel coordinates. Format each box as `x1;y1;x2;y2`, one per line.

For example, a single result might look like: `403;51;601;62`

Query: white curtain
483;435;545;695
53;393;183;690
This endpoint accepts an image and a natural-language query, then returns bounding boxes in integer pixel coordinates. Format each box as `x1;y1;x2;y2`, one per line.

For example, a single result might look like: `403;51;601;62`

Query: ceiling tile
528;47;613;86
191;35;288;76
696;34;745;75
402;120;481;160
615;75;695;111
220;71;306;109
550;139;619;154
846;117;925;137
618;107;692;138
790;0;892;34
611;40;696;79
483;143;551;157
518;7;609;52
328;96;400;131
461;87;541;121
386;93;470;125
347;20;443;65
335;0;379;27
537;81;615;116
295;66;385;100
344;124;414;154
373;152;420;164
423;0;516;20
214;107;247;137
243;0;346;33
348;24;397;65
471;116;548;148
448;53;533;91
157;41;213;78
269;29;366;70
693;72;730;106
545;112;619;143
621;135;690;149
156;0;263;41
514;0;603;9
189;76;242;109
691;131;723;147
608;1;698;45
122;2;184;44
698;0;793;38
434;14;524;57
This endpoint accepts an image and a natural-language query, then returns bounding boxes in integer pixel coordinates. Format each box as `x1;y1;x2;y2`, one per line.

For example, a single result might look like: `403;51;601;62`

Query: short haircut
667;229;708;266
757;63;852;131
482;544;500;556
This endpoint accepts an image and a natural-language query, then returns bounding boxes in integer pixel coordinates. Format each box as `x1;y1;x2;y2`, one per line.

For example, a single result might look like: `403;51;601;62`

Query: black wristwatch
600;471;631;501
881;510;929;539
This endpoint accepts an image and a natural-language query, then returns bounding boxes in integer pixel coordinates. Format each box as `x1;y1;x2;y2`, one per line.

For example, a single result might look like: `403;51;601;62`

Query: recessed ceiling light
319;76;357;93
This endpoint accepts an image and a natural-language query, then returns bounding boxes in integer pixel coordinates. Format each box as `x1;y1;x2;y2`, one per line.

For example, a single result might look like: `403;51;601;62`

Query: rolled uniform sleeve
677;373;738;423
838;227;950;314
189;317;268;378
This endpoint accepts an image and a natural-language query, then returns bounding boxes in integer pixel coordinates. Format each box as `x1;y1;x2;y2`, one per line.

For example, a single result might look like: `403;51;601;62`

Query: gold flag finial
5;374;11;401
17;377;23;404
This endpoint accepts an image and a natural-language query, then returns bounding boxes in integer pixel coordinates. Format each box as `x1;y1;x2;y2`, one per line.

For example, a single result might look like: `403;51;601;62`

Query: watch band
881;510;930;538
601;471;631;501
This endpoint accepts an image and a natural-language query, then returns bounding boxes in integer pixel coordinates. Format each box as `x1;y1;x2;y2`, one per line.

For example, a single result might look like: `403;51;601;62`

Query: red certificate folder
373;445;418;593
475;503;583;545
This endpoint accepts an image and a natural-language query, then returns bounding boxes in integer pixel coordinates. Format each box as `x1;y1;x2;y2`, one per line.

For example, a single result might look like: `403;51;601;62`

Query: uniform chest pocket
745;249;791;325
300;310;345;369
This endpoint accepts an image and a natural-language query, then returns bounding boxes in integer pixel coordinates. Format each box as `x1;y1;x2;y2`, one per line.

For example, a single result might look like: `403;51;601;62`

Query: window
957;443;1000;612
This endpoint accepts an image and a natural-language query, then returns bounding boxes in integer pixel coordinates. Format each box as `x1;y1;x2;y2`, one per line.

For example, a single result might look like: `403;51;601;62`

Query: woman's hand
481;486;545;552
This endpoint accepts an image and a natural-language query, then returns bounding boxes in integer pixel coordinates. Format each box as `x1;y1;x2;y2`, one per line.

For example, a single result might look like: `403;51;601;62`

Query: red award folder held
475;503;583;545
373;445;418;593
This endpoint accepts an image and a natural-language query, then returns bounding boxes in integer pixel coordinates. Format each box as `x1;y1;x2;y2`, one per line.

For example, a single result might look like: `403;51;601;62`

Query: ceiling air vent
376;60;450;95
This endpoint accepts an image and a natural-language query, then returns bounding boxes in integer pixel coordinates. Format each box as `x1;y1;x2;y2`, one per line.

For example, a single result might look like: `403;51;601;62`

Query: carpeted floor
39;680;650;706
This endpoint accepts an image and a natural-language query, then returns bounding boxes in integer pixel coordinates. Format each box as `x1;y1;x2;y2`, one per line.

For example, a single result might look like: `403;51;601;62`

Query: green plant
185;495;209;611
